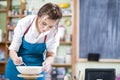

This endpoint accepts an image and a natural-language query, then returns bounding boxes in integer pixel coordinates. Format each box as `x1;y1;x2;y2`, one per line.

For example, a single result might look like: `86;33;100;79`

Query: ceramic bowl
16;66;43;75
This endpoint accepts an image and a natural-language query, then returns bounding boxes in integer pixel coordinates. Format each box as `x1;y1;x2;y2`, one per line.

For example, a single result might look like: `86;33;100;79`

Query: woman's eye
49;26;53;28
42;22;47;25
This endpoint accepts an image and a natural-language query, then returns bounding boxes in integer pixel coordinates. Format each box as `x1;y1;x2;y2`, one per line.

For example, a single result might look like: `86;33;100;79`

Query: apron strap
23;17;47;43
44;35;47;43
24;17;36;35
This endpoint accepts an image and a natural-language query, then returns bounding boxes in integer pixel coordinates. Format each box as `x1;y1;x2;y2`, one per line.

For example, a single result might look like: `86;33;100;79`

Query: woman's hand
42;57;53;72
9;50;23;65
42;52;55;73
12;56;23;65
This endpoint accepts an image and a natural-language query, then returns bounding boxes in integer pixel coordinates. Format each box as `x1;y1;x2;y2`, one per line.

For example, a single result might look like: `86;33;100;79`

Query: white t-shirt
9;15;60;54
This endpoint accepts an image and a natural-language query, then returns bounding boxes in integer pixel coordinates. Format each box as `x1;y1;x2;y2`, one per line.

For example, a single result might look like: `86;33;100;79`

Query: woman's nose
43;26;49;31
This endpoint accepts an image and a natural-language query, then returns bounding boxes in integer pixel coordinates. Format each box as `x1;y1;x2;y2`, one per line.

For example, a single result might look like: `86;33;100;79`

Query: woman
5;3;62;80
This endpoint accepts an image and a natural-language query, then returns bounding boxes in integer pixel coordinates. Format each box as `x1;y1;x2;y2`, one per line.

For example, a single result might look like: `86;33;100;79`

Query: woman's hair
37;3;62;20
37;3;62;36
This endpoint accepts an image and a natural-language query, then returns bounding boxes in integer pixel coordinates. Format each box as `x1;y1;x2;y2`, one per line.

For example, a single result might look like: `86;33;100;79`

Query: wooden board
17;74;43;79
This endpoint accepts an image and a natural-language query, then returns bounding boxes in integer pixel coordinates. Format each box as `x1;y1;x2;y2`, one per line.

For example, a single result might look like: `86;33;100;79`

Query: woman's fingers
42;62;51;72
14;57;23;65
18;57;23;65
43;65;51;72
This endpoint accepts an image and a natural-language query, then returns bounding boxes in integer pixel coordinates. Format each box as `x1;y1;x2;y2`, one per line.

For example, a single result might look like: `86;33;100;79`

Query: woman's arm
43;30;60;72
9;16;33;65
46;52;55;63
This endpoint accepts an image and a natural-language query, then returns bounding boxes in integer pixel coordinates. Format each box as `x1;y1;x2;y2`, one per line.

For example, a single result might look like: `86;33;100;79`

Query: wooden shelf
21;15;26;17
7;26;15;31
0;42;5;44
52;63;72;67
8;15;21;18
60;41;72;45
0;61;6;64
0;0;7;1
8;15;26;18
63;13;72;17
0;9;7;12
6;41;11;44
0;63;5;74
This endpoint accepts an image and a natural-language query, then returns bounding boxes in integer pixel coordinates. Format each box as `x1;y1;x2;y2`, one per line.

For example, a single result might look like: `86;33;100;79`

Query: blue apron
5;18;47;80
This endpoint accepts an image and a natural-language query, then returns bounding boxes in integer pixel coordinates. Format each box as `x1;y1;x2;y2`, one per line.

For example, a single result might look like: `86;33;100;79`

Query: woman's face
37;15;58;33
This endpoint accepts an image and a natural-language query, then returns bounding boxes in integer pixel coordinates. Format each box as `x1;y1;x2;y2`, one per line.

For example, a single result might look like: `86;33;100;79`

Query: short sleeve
9;20;24;52
9;15;34;52
46;31;60;54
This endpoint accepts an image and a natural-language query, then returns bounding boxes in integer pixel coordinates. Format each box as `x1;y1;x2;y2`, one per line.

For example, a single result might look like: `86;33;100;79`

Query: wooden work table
17;74;43;80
